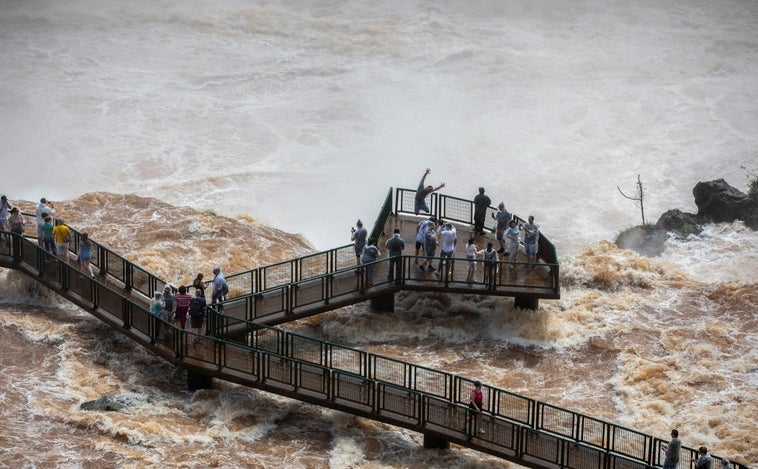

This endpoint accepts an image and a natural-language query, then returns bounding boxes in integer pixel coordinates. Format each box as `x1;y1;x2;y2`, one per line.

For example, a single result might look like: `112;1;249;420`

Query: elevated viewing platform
0;188;744;469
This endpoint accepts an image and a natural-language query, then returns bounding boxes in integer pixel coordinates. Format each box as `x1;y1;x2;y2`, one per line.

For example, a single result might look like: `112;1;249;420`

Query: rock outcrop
616;179;757;256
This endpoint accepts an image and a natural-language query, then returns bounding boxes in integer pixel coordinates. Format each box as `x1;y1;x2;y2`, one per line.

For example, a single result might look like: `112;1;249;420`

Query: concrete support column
370;293;395;312
187;370;213;391
514;296;539;310
423;433;450;449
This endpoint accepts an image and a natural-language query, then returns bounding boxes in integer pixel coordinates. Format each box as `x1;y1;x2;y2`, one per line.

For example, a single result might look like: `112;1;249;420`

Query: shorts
415;241;424;250
496;226;505;241
190;315;204;329
525;243;537;255
414;201;429;215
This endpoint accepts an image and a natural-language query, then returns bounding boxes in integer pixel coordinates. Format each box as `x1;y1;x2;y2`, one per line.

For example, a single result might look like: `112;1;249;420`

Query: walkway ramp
0;189;743;469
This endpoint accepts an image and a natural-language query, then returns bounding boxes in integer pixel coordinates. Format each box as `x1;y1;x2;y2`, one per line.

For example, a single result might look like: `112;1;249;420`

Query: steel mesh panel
334;246;357;271
227;271;253;296
486;418;518;450
131;265;152;296
330;270;359;298
261;262;293;290
221;297;248;321
266;355;294;386
105;251;125;282
580;415;607;448
425;398;466;432
609;454;650;469
440;197;471;223
523;430;561;464
131;305;151;336
379;384;419;419
290;334;324;365
256;288;286;318
373;356;407;387
293;278;324;307
541;404;576;438
297;363;327;395
299;253;329;280
413;366;449;399
328;344;365;375
334;373;372;406
566;443;604;469
252;328;280;354
224;344;258;376
610;426;649;461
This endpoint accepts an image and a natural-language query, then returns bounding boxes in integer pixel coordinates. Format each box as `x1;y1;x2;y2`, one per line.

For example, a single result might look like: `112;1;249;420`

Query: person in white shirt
436;223;457;276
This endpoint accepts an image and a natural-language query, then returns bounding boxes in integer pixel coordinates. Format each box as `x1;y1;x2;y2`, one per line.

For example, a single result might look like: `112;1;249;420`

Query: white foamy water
1;0;757;467
2;0;757;252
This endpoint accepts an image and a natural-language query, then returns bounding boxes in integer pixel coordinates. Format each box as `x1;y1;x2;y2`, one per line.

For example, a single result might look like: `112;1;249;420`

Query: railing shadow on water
0;232;745;469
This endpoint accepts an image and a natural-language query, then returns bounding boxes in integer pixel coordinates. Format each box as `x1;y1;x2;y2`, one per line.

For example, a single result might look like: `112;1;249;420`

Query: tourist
469;380;485;434
384;228;405;283
414;216;435;261
414;168;445;215
660;429;681;469
52;218;71;262
492;202;512;253
523;215;540;269
188;288;207;335
149;291;164;340
693;446;713;469
473;187;491;236
8;207;25;235
78;232;94;277
162;285;175;325
173;285;192;330
35;198;55;247
505;219;521;264
360;239;380;286
192;273;206;298
0;195;12;232
437;222;457;276
482;242;499;288
350;219;368;266
465;237;482;284
40;215;55;254
419;221;437;273
211;267;227;312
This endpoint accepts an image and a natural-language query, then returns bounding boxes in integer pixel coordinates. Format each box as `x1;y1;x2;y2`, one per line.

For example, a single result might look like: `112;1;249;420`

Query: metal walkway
0;188;742;469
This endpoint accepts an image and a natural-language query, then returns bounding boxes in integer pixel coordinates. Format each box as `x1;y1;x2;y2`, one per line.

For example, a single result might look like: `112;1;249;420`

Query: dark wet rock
80;394;151;412
693;179;758;228
655;209;701;236
614;224;670;257
616;179;757;256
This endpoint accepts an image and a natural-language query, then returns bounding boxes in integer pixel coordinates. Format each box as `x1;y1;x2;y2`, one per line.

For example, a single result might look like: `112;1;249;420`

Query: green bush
749;176;758;198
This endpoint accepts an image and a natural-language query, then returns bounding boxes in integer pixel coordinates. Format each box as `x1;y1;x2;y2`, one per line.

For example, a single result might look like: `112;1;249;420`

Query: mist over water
1;0;757;467
2;0;757;251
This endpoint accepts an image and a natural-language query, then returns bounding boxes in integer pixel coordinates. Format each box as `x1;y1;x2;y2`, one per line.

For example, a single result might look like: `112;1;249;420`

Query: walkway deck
0;188;743;469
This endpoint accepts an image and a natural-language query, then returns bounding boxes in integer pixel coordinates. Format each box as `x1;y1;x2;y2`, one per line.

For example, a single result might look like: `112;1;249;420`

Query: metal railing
0;232;744;469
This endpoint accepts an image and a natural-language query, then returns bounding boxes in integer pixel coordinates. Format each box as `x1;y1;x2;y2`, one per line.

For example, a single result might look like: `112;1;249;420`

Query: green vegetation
742;164;758;197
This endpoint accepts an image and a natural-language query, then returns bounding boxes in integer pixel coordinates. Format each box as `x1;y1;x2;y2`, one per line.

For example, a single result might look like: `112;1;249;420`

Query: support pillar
514;296;539;310
187;370;213;391
371;293;395;313
423;433;450;449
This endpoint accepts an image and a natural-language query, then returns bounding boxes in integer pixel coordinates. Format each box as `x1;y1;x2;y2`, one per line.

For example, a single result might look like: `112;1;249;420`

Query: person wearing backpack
188;289;207;335
482;242;499;289
360;240;381;286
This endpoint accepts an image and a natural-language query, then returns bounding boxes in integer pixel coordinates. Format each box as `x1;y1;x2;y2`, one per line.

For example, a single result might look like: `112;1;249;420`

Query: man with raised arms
414;168;445;215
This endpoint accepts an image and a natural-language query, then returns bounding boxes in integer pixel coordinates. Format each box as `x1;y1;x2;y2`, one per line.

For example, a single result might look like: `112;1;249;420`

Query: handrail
0;232;744;468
